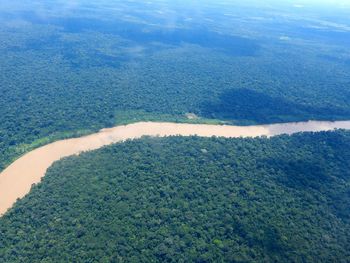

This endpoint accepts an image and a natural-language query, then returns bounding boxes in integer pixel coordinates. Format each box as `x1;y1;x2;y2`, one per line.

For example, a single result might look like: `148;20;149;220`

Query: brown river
1;120;350;215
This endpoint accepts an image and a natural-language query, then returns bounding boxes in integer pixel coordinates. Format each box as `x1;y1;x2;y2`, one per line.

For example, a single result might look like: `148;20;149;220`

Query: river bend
1;120;350;215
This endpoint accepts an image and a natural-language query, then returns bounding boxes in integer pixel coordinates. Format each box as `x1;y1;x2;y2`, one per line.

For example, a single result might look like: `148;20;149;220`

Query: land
1;0;350;172
1;130;349;262
0;0;349;262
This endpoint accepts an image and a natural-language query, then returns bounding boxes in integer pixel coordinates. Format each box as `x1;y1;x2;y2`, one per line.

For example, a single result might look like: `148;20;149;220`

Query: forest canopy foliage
1;0;350;171
1;131;349;262
0;2;349;261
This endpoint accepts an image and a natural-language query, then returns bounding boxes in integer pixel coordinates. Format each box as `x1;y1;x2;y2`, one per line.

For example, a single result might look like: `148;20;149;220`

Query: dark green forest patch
1;0;350;195
200;89;350;124
1;131;349;262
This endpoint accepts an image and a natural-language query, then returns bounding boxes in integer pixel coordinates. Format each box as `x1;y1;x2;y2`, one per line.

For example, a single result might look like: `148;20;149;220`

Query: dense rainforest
1;130;349;262
0;1;350;261
1;0;350;171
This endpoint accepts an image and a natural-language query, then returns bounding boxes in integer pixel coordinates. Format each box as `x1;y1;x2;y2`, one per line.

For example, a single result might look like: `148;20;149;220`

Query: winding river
1;120;350;215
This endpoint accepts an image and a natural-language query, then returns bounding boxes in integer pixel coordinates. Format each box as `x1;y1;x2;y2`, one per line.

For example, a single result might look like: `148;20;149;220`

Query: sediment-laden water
1;120;349;215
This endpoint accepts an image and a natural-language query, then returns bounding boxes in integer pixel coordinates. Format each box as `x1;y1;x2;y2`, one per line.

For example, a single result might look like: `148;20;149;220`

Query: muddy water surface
1;120;350;215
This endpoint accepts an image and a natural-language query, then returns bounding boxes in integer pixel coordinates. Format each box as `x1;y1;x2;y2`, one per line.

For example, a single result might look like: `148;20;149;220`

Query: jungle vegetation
0;130;349;262
0;0;350;170
0;1;349;261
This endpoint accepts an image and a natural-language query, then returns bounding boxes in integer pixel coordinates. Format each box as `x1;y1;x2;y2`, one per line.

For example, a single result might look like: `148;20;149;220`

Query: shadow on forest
200;88;350;124
263;157;350;220
15;11;260;57
266;159;332;190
